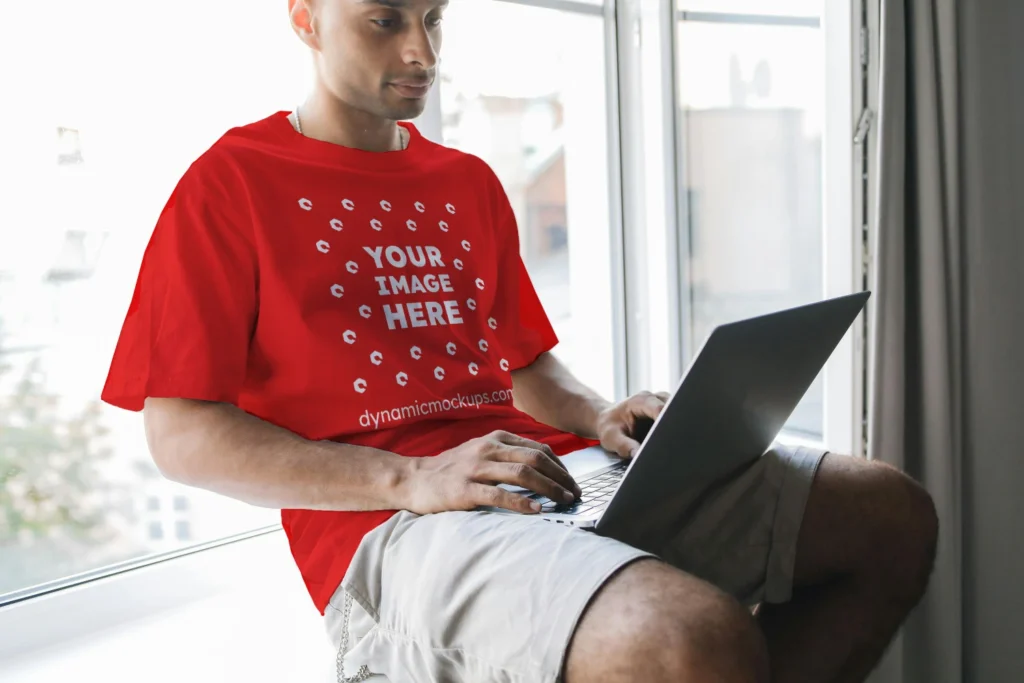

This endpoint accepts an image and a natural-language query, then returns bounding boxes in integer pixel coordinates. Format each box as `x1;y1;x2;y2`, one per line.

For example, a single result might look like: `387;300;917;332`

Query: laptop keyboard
528;461;628;515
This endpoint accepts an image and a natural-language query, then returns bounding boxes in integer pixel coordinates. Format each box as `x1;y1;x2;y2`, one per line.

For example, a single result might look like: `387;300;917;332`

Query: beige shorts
324;444;826;683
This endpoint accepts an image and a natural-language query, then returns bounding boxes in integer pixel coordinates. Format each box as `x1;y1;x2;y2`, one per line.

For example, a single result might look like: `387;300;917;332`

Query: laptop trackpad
497;445;620;494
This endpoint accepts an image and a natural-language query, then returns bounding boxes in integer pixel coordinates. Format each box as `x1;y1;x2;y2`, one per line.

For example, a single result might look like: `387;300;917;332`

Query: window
673;0;857;442
439;0;618;401
0;0;304;600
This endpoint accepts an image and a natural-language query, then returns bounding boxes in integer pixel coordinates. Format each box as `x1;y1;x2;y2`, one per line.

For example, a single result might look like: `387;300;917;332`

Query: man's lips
389;81;433;98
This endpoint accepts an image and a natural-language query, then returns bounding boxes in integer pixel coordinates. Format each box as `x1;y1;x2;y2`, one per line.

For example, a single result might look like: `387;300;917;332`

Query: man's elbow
142;397;212;486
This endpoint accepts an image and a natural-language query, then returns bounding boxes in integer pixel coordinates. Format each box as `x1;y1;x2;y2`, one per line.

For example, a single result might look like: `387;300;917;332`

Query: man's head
289;0;446;121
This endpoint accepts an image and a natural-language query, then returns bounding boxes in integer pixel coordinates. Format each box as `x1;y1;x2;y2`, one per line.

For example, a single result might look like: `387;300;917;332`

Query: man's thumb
609;433;641;459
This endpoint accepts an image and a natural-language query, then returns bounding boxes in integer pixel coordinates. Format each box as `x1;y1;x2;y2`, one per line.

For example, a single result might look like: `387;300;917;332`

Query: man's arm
512;352;673;459
142;397;581;513
510;352;613;439
144;398;412;511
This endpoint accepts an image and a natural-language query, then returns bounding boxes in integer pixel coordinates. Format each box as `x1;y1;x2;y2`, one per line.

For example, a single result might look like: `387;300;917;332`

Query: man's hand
595;390;671;459
404;430;583;515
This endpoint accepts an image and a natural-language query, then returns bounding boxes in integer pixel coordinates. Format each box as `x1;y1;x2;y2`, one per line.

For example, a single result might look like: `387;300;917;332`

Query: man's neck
297;92;405;153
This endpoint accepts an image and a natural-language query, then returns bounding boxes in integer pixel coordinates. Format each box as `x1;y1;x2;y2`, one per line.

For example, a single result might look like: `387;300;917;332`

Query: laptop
488;291;870;534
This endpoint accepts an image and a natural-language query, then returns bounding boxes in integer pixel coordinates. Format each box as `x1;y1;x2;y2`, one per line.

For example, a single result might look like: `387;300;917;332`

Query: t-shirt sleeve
487;172;560;371
101;155;258;412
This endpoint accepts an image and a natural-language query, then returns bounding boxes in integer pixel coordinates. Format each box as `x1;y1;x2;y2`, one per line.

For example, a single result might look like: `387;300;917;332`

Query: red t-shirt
101;111;597;614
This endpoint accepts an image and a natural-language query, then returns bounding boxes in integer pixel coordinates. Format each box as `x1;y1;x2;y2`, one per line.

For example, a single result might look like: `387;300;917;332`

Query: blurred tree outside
0;316;148;597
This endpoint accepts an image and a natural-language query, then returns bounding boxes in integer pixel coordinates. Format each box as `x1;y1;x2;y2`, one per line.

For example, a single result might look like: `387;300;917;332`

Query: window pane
0;0;304;599
675;9;826;438
678;0;821;16
440;0;617;400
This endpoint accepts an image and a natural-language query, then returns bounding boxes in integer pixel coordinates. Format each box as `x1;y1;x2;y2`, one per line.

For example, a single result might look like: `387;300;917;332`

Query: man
101;1;938;681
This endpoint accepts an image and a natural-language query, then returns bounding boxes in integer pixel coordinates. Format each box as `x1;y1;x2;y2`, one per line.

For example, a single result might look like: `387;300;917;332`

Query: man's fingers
607;432;642;460
493;431;561;463
639;393;667;419
655;391;671;403
478;460;575;503
468;483;539;514
492;431;573;479
493;446;580;498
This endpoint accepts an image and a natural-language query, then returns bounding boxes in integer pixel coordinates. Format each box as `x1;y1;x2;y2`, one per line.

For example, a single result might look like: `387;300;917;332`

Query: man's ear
288;0;320;50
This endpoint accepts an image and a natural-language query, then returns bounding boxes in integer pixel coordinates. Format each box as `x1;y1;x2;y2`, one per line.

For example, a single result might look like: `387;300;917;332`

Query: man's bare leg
757;454;939;682
564;559;769;683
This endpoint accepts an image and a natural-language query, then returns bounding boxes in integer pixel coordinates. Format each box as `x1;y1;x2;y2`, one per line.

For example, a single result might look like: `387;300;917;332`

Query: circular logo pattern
406;219;418;231
478;339;489;352
453;259;464;271
414;202;426;213
396;372;409;386
434;366;446;381
380;200;392;212
475;278;486;290
370;218;383;231
370;351;383;366
343;330;357;344
298;198;313;211
446;203;456;214
346;261;359;274
317;240;330;254
461;240;471;252
410;346;423;360
446;342;457;356
359;305;372;319
341;199;355;211
439;221;449;232
499;359;510;372
331;284;345;298
488;317;498;330
466;298;477;311
353;378;368;394
468;363;479;376
330;219;344;232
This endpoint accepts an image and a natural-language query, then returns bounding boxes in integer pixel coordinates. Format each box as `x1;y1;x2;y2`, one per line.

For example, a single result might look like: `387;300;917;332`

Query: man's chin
385;101;428;122
377;91;428;121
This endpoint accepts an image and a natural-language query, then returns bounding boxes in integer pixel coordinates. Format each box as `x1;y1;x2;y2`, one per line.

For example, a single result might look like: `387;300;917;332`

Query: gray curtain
869;1;1024;682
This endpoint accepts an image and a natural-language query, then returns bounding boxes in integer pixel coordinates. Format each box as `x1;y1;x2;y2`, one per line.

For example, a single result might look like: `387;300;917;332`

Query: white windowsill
0;530;335;683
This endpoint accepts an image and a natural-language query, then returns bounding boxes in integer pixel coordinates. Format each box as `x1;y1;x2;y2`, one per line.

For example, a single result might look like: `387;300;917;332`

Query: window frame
619;0;868;454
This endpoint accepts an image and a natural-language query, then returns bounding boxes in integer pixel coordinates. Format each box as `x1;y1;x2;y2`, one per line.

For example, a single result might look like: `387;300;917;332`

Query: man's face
295;0;446;121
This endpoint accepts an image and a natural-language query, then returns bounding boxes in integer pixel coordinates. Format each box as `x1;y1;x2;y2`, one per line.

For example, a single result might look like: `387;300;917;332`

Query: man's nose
401;24;439;71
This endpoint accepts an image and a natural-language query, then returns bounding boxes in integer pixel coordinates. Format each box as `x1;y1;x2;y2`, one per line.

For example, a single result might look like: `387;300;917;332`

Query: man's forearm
143;398;414;511
510;352;612;439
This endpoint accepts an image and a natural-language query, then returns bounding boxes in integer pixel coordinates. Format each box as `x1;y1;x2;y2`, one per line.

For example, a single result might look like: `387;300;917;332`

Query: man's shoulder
168;113;289;192
410;132;501;185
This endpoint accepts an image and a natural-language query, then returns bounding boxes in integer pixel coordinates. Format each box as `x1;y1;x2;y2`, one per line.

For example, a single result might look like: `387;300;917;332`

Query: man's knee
881;466;939;598
565;560;769;683
805;456;939;599
834;459;939;603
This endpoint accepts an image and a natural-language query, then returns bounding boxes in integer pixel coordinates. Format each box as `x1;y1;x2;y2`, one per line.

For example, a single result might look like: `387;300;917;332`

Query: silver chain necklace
293;106;408;150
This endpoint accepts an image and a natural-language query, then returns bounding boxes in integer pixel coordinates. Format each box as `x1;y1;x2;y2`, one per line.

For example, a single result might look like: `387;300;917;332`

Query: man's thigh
325;510;652;683
622;443;828;606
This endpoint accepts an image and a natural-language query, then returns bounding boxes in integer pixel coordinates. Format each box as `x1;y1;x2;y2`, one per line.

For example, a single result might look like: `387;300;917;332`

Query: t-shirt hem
99;385;242;413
